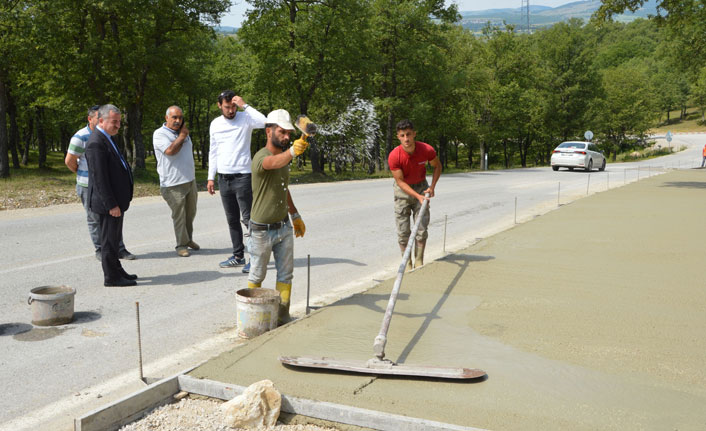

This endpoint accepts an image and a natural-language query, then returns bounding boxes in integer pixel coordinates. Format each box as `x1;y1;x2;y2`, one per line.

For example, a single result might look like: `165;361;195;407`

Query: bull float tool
280;194;486;379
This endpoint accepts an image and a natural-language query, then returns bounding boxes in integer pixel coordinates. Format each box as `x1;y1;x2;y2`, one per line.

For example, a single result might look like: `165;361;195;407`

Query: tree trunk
368;131;378;174
7;87;20;168
309;142;323;173
22;116;32;166
518;138;526;167
36;107;47;168
479;141;486;170
188;95;199;162
121;132;131;164
127;102;145;169
439;135;448;169
454;142;459;169
502;139;509;168
202;102;210;170
0;77;9;178
60;124;71;154
384;111;394;170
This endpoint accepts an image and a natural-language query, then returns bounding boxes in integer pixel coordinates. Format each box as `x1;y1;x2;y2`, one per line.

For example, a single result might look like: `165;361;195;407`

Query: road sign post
666;131;672;150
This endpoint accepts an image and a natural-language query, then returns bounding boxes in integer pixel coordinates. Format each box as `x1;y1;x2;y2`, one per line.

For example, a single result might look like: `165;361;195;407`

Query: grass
614;145;685;162
649;107;706;134
0;150;394;210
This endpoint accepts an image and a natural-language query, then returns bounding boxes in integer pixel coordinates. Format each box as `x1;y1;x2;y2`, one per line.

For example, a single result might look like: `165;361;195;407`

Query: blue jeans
247;221;294;285
77;184;126;253
218;174;252;258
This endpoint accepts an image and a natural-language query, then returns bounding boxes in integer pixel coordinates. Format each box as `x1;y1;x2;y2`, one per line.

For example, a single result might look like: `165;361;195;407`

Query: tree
536;19;600;147
241;0;372;174
369;0;459;171
30;0;229;169
595;0;706;76
692;67;706;123
591;61;657;160
0;77;8;178
0;0;32;177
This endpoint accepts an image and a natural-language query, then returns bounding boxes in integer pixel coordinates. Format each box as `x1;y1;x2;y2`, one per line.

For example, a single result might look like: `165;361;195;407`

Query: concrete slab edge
178;375;488;431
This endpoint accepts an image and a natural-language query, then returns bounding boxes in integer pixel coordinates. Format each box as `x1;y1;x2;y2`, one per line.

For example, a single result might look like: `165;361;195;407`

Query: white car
551;141;606;172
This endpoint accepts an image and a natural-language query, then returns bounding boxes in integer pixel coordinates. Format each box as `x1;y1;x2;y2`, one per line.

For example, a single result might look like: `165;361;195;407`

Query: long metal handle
373;193;430;360
136;302;144;382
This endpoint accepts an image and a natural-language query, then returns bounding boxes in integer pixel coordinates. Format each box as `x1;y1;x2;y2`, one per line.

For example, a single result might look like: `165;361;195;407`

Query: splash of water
314;95;380;172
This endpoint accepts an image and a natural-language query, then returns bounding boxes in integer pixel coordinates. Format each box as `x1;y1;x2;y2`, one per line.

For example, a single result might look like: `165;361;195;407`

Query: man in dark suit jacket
85;104;137;286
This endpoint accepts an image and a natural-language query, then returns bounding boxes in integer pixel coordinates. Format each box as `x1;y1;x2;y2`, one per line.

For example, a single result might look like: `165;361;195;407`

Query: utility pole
521;0;530;33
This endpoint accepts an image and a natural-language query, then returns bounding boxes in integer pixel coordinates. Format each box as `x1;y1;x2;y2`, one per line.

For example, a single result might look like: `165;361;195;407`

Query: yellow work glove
289;138;309;157
291;212;306;237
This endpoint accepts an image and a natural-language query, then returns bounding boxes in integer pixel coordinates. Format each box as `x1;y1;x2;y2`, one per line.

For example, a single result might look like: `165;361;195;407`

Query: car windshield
557;142;586;150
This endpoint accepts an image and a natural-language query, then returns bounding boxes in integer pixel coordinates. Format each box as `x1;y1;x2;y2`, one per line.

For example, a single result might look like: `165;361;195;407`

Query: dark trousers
218;174;252;258
99;213;125;282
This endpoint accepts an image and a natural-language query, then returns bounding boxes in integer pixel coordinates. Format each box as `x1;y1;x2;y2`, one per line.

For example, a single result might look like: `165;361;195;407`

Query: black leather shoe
104;278;137;287
120;271;138;280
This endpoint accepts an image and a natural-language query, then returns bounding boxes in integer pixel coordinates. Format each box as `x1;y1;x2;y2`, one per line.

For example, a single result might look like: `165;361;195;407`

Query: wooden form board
75;373;486;431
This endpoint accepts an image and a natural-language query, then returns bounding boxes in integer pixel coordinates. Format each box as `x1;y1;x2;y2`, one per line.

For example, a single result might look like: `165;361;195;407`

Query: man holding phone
154;105;199;257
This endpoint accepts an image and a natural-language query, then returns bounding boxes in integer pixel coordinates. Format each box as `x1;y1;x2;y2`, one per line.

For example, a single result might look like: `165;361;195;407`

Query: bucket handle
28;296;33;305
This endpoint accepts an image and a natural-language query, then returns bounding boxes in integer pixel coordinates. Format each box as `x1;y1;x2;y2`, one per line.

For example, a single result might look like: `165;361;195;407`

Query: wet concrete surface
190;169;706;430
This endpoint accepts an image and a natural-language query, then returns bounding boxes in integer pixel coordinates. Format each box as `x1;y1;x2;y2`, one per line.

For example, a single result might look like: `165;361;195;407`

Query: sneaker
177;248;190;257
219;255;245;268
119;249;137;260
242;260;250;273
186;241;200;250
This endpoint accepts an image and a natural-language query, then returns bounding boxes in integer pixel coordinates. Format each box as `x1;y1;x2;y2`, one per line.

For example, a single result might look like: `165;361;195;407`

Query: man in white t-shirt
207;90;267;272
154;106;199;257
65;105;134;261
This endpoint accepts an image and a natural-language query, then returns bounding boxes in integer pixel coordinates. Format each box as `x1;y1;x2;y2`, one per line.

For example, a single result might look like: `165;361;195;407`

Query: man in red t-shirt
388;119;442;270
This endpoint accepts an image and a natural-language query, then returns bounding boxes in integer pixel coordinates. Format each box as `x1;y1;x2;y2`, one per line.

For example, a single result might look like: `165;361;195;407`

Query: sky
219;0;574;27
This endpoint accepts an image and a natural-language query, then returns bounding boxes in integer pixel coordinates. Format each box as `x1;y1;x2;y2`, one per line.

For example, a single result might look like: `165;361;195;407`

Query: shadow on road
295;256;365;268
0;323;32;336
137;270;235;286
73;311;102;324
135;247;232;259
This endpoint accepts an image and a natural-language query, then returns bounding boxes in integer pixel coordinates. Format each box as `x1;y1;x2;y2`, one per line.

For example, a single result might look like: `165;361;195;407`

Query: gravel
118;398;340;431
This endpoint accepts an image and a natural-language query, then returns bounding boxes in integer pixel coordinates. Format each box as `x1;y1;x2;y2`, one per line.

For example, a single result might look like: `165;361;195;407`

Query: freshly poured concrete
191;169;706;430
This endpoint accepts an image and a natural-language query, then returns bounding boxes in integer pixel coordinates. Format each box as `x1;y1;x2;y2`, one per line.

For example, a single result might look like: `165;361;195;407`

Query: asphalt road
1;133;703;430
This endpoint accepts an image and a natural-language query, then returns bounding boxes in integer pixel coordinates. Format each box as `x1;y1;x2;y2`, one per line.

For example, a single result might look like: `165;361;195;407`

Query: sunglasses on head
218;91;235;102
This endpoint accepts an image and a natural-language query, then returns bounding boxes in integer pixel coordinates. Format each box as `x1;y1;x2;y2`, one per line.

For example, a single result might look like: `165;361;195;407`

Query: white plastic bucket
236;288;280;338
28;285;76;326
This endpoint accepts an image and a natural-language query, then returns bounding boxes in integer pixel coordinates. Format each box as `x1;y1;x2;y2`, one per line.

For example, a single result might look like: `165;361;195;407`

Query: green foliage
692;67;706;123
1;0;705;183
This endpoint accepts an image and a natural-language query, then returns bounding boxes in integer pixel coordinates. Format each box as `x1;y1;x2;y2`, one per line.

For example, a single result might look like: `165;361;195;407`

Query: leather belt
250;217;289;231
219;173;248;179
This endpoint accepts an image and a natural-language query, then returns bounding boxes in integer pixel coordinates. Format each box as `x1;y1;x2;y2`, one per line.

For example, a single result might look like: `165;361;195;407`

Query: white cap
266;109;295;131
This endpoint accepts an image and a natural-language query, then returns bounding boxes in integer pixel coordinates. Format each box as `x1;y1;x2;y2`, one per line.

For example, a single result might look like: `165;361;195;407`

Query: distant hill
213;0;658;34
460;0;659;32
215;25;238;34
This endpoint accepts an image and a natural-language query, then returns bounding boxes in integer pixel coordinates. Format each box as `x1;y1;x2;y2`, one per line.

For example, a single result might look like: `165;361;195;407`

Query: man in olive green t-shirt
247;109;308;325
